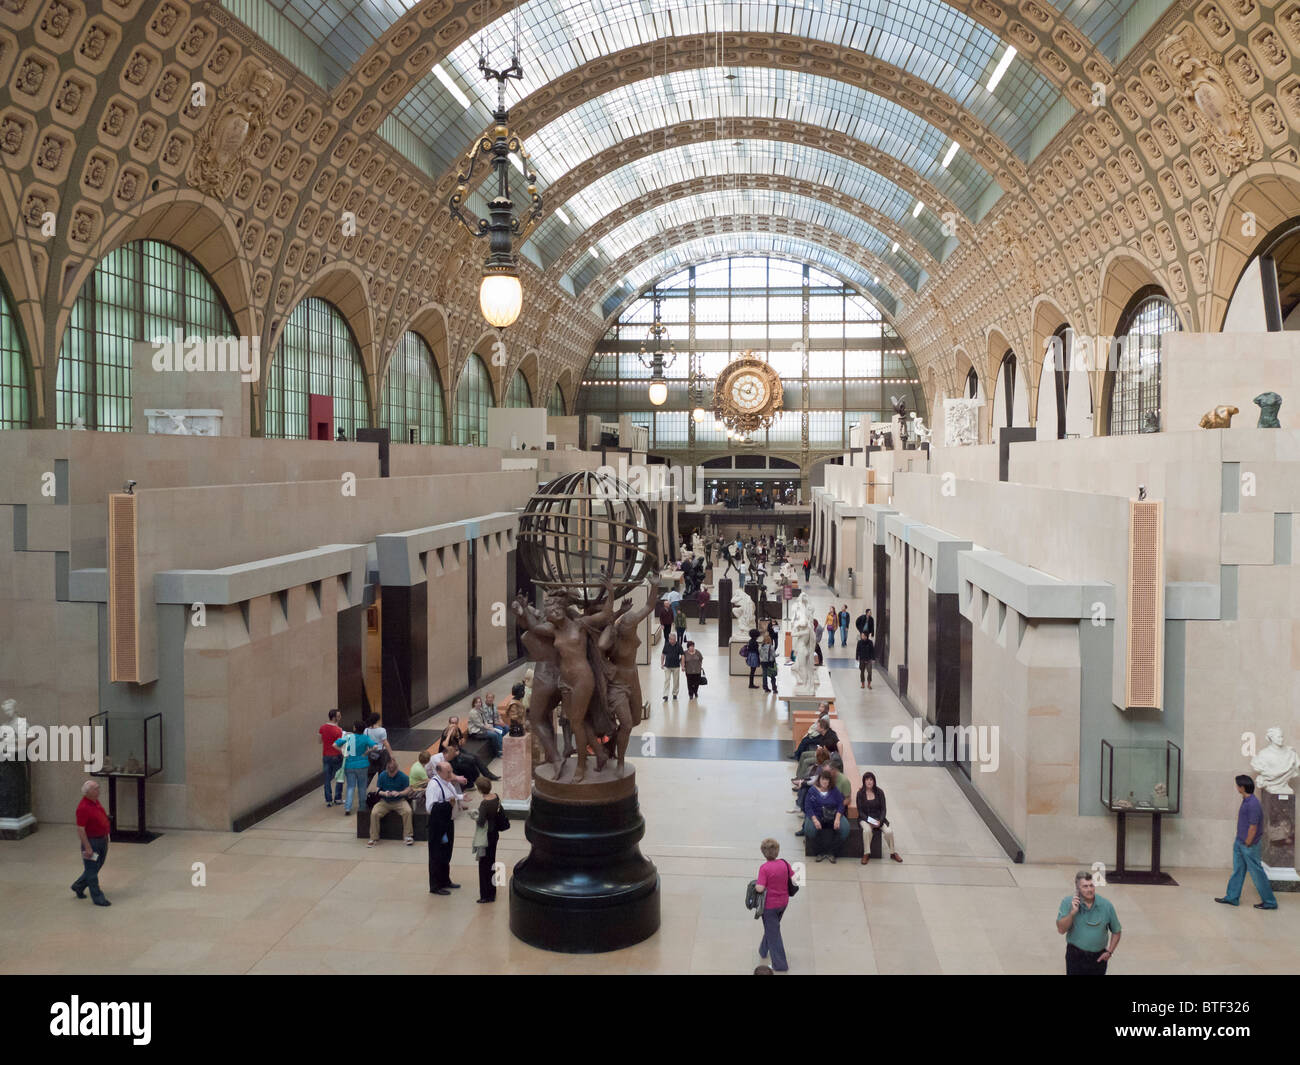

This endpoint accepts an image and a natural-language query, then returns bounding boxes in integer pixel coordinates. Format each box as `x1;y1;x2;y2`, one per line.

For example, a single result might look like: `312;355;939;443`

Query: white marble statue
1251;727;1300;795
911;414;932;445
788;597;817;694
732;591;756;635
691;532;705;559
943;398;981;447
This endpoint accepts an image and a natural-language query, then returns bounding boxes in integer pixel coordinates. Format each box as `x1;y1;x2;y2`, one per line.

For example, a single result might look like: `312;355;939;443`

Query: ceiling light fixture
942;141;960;168
912;200;924;218
432;63;472;109
986;46;1016;92
638;292;677;406
891;241;899;254
555;207;571;225
448;36;543;329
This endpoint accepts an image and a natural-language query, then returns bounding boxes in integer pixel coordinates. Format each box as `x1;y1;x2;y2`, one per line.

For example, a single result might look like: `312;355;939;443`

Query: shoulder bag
783;858;800;897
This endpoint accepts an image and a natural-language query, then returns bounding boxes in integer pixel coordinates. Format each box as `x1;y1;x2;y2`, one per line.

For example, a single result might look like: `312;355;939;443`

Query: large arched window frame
265;297;369;440
997;349;1016;429
547;383;566;416
1052;324;1070;440
455;354;494;446
380;331;445;444
1107;287;1179;435
505;370;532;408
0;278;32;429
57;240;235;431
965;367;979;399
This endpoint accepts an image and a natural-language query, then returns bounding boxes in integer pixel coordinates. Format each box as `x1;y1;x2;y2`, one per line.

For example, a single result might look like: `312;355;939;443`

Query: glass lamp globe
648;378;669;406
479;273;523;328
692;407;706;422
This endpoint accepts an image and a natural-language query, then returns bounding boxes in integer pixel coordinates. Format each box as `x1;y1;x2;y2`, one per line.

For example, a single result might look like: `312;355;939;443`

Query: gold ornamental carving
1157;28;1260;176
188;64;276;199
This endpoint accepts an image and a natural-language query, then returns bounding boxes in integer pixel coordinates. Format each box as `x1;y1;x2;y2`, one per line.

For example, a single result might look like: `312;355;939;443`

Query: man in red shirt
72;780;111;906
319;709;344;807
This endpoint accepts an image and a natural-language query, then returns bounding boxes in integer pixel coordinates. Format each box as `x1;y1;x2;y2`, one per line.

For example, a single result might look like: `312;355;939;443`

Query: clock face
714;354;784;433
731;372;769;411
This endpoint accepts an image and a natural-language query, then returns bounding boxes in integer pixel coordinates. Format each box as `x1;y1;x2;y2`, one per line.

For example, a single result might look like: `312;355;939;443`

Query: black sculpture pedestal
0;759;35;840
510;762;660;953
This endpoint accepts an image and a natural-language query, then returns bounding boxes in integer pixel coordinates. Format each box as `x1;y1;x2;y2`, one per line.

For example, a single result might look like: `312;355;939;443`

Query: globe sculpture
515;470;659;606
510;469;661;953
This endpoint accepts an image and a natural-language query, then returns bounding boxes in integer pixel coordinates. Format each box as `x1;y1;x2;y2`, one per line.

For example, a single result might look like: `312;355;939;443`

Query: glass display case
89;712;162;778
1100;739;1182;814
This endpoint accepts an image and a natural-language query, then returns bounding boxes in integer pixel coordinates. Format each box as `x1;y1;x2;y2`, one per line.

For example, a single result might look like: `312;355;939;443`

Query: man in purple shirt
1215;774;1278;909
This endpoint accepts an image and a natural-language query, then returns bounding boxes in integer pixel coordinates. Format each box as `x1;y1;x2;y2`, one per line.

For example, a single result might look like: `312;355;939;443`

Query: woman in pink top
755;838;794;972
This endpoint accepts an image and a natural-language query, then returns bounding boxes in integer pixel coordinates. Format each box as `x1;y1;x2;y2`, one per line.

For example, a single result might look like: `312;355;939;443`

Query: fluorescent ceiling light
589;247;600;260
555;207;571;225
510;154;524;175
432;64;471;109
891;241;899;254
986;46;1016;92
912;201;924;218
942;141;960;168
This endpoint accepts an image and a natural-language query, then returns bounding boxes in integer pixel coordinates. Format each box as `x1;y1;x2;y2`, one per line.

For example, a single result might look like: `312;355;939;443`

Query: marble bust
1251;727;1300;795
1;698;25;736
731;592;756;634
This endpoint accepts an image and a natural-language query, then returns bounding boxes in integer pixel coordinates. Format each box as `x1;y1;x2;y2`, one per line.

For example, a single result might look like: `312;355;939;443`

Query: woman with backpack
363;712;393;781
743;630;762;689
754;838;795;972
333;721;377;815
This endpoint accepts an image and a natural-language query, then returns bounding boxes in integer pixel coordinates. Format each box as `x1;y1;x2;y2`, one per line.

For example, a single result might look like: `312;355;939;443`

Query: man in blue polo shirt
1056;871;1121;974
1215;774;1278;910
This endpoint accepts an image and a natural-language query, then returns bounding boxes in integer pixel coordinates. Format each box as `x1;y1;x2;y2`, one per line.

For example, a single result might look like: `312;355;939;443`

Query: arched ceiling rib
567;188;927;294
529;140;949;273
586;220;911;316
547;174;941;282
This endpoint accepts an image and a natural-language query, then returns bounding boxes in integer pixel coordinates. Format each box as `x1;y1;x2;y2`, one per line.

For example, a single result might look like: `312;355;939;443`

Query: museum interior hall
3;0;1300;980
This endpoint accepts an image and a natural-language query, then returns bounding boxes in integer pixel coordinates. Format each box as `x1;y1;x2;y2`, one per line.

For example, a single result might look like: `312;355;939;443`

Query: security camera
1137;484;1146;501
123;480;137;495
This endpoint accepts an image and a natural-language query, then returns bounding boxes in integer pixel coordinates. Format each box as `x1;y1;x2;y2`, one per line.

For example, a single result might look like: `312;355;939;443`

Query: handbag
494;806;511;832
746;651;759;668
784;859;800;896
333;767;345;784
764;663;778;679
696;672;708;687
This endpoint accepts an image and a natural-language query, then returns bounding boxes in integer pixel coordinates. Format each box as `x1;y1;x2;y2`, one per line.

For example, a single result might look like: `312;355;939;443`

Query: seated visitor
793;747;832;821
856;771;903;866
439;740;499;788
828;754;851;805
791;714;839;760
368;757;414;847
436;715;468;753
408;750;432;790
468;695;507;758
803;769;850;862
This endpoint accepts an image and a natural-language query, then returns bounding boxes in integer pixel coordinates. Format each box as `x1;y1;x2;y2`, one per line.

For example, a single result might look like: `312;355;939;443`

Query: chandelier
637;293;676;405
448;36;543;329
712;352;783;441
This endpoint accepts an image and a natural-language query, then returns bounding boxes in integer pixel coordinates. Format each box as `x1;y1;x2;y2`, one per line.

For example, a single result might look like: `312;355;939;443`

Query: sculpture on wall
1251;728;1300;796
1141;409;1160;433
943;398;980;446
1198;404;1238;429
788;596;817;694
1254;392;1282;428
188;65;276;199
911;414;932;445
1157;28;1260;175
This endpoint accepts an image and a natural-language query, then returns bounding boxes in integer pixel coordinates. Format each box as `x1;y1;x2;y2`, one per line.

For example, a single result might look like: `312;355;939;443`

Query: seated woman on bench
803;769;850;863
856;771;903;866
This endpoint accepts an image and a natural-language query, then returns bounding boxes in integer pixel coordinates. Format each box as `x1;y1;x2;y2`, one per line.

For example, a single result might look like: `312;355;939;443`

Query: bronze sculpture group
513;574;657;784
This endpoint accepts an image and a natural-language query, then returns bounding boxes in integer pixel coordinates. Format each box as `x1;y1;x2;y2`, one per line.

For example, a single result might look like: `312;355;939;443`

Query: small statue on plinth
1251;727;1300;795
732;591;756;634
1254;391;1282;428
788;597;817;694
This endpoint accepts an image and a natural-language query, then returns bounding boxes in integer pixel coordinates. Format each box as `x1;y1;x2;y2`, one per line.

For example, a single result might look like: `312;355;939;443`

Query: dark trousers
478;831;500;901
858;659;873;684
759;906;788;971
1065;943;1108;975
322;755;342;802
427;805;454;890
72;836;109;900
685;673;701;698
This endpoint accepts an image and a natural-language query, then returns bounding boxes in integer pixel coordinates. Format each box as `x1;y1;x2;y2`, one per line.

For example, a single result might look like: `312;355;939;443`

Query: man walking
661;630;683;701
682;640;704;699
838;605;850;647
426;761;461;895
1216;774;1279;910
1056;870;1121;974
72;780;112;906
802;558;811;583
319;708;344;807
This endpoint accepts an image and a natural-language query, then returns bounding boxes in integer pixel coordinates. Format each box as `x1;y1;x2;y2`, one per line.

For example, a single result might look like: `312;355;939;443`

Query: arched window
0;280;31;428
57;240;234;430
455;354;493;445
381;332;445;444
965;367;979;398
548;384;566;416
997;350;1016;428
266;297;368;440
1108;289;1178;435
505;370;532;408
1052;325;1070;439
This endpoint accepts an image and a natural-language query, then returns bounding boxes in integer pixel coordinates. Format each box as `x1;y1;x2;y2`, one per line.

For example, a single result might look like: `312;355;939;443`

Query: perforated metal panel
108;493;140;683
1125;499;1164;710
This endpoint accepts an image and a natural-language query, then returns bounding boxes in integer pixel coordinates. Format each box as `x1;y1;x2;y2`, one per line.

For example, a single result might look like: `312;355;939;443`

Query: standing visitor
744;630;762;689
71;780;112;906
682;640;705;700
470;775;504;903
754;839;793;973
319;708;344;806
661;630;683;700
855;628;875;689
1215;775;1279;910
802;558;811;583
334;722;376;814
838;605;850;647
824;608;838;648
425;761;462;895
364;712;392;782
1056;871;1122;974
758;632;777;693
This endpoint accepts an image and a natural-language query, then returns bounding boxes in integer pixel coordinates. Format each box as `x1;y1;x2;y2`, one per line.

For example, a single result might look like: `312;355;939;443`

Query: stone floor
1;570;1296;974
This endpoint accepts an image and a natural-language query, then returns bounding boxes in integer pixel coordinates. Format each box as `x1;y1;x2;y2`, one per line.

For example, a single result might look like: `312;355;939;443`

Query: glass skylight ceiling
524;139;950;270
1052;0;1143;64
600;233;901;319
566;189;923;295
521;67;995;220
